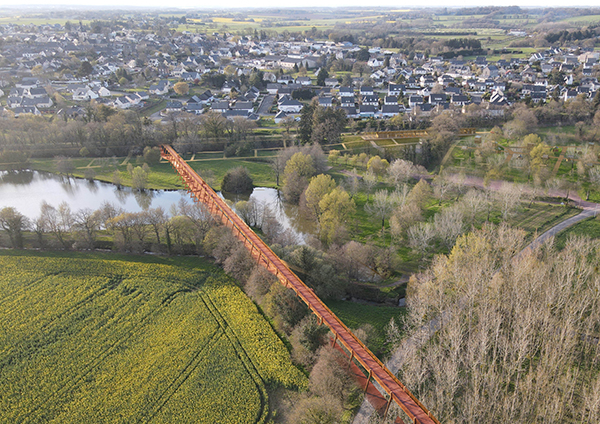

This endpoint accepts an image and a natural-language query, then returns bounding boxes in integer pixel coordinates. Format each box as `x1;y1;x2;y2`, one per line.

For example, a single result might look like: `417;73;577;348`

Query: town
2;6;600;424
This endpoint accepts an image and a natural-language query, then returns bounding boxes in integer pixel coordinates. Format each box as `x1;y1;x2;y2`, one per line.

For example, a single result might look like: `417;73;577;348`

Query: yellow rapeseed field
0;252;306;423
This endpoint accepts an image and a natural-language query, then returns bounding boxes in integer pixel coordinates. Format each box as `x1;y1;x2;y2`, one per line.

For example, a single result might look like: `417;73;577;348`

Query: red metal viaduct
161;144;439;424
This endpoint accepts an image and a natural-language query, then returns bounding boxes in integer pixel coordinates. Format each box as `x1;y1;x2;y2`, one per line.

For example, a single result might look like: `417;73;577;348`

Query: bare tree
73;208;101;250
407;222;435;258
433;206;464;249
388;159;417;188
40;201;74;249
432;172;454;206
460;189;487;224
363;170;378;201
496;182;523;221
365;189;398;231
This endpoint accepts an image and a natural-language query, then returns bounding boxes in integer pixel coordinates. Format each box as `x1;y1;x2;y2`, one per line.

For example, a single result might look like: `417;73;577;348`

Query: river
0;170;310;241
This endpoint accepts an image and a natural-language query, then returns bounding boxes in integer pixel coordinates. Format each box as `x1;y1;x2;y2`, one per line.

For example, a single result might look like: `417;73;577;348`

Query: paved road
257;94;275;116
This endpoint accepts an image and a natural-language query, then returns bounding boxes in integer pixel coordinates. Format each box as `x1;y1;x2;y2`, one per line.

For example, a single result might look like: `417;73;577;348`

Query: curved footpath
353;175;599;424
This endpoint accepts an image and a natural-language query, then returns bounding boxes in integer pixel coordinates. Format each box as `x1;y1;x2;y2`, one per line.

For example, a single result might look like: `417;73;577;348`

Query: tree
316;67;329;86
201;111;227;140
223;244;255;282
283;152;315;203
304;174;337;223
143;146;162;164
432;172;453;206
0;207;28;248
130;166;149;191
496;182;523;221
407;222;435;258
318;187;355;244
56;156;75;176
78;61;93;78
407;179;432;210
221;166;254;193
366;155;389;179
390;202;423;241
362;170;378;201
73;208;101;250
40;201;73;249
388;159;417;188
528;139;551;177
399;225;600;424
365;189;398;231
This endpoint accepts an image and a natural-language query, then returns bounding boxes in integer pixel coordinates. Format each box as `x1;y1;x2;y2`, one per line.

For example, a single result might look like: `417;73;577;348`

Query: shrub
221;166;254;193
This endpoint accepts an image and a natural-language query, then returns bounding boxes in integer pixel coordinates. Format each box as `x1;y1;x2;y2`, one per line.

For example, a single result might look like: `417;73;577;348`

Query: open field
29;157;276;191
0;250;306;423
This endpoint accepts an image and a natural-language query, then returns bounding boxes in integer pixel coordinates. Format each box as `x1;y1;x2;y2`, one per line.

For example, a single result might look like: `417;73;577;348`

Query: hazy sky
3;1;600;9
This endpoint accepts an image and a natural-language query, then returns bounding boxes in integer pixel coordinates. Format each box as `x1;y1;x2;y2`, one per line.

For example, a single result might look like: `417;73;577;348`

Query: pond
0;170;311;242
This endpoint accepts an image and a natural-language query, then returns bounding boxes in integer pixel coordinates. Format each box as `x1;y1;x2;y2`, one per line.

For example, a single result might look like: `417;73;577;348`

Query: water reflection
133;190;154;210
0;170;188;220
0;170;34;185
0;170;312;242
221;187;314;242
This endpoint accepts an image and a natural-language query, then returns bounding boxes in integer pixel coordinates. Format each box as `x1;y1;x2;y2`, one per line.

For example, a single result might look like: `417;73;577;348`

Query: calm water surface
0;170;310;241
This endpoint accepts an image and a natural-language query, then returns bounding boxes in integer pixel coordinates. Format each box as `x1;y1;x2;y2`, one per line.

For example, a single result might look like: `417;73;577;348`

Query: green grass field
555;216;600;249
0;251;306;423
326;300;406;357
28;157;276;191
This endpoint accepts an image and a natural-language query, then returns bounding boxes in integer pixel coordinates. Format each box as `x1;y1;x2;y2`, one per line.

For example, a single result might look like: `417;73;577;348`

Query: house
367;57;384;68
420;75;436;88
408;95;424;108
429;93;446;105
318;97;334;107
211;101;230;113
361;95;379;107
188;90;214;105
341;106;358;119
274;110;288;123
324;78;339;88
73;87;98;101
266;83;281;95
223;110;259;121
359;86;374;96
149;80;170;95
278;99;303;113
482;65;499;79
13;106;41;117
114;96;133;109
184;103;204;115
231;101;254;113
380;104;400;118
563;90;578;102
277;74;294;85
451;95;469;106
384;96;398;105
165;101;183;112
340;96;355;107
339;86;354;96
296;76;312;86
489;89;509;106
221;81;239;94
388;84;404;96
359;104;377;118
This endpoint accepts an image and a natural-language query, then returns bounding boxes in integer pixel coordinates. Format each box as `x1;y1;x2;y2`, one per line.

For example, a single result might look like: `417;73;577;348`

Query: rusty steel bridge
161;145;439;424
